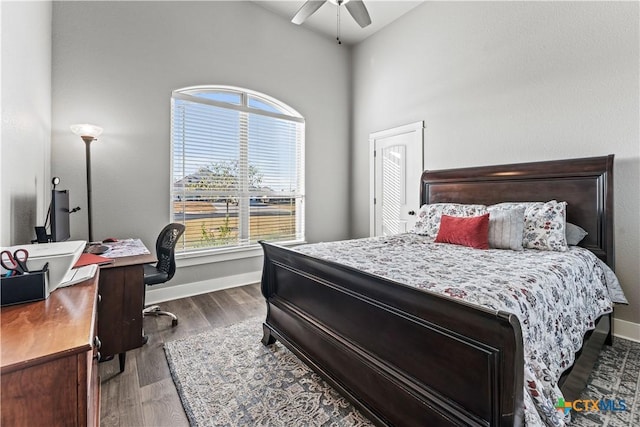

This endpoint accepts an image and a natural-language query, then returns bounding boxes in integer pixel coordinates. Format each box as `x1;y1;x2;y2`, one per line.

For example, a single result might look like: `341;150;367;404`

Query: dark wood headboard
420;155;614;268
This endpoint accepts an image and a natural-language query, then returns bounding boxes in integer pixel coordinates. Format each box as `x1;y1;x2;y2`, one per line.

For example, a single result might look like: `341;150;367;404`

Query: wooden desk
1;274;100;426
98;251;156;372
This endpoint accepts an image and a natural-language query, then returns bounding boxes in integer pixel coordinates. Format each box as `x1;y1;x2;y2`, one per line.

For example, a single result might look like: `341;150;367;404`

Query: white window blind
171;86;305;253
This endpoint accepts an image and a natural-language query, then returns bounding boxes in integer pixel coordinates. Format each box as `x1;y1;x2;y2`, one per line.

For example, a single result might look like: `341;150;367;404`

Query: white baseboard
145;270;262;305
613;318;640;343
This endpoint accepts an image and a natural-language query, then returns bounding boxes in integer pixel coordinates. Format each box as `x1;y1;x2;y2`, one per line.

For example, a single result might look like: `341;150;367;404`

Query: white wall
51;1;351;290
1;0;52;246
351;1;640;325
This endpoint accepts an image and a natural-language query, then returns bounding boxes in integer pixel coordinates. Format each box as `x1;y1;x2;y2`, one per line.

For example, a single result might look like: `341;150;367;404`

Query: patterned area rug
164;318;372;426
572;338;640;426
165;318;639;426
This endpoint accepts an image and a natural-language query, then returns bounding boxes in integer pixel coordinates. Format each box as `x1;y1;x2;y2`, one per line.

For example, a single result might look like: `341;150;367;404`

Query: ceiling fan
291;0;372;29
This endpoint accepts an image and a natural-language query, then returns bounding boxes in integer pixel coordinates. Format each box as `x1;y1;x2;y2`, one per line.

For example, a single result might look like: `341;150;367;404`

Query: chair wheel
172;318;178;327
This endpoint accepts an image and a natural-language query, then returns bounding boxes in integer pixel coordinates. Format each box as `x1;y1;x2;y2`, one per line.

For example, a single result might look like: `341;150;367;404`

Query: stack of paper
58;264;98;288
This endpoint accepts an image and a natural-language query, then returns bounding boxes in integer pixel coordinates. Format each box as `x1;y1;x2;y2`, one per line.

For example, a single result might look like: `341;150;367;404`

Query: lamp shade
70;124;103;139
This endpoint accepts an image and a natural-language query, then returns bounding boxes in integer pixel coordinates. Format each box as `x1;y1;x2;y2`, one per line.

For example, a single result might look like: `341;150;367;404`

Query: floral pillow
413;203;488;238
489;201;568;251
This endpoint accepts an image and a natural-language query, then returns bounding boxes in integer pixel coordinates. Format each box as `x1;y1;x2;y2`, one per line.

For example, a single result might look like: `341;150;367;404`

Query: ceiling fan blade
291;1;327;25
345;0;372;28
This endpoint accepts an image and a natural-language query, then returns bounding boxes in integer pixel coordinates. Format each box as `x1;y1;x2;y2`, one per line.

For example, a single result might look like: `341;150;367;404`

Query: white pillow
487;207;525;250
566;222;588;246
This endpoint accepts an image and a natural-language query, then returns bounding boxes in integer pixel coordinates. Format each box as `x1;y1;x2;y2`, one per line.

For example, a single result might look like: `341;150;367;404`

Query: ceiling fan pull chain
336;2;342;44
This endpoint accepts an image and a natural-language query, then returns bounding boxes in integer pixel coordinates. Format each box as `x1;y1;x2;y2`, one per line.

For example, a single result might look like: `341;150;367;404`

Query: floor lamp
70;124;103;243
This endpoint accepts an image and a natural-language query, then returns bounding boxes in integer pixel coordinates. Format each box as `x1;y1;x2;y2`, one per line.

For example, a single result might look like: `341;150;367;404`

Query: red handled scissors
1;249;30;276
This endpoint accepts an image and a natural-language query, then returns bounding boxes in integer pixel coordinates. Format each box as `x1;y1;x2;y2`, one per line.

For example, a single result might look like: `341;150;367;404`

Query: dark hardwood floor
99;283;266;427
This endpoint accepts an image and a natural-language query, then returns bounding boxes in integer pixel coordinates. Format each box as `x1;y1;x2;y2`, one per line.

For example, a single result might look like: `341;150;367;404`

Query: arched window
171;86;305;253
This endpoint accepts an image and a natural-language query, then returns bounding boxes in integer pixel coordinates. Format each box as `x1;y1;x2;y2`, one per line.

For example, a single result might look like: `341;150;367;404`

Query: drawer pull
94;336;102;349
95;351;101;361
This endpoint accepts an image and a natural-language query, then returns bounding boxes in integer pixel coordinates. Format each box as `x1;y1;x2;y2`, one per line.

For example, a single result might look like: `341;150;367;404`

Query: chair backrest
154;223;186;281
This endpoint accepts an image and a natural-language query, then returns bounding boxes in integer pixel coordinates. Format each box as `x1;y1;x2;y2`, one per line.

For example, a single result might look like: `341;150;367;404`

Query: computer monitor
50;189;71;242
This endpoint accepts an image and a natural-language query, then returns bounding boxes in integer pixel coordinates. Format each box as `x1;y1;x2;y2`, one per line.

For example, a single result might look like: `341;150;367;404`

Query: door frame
369;121;425;236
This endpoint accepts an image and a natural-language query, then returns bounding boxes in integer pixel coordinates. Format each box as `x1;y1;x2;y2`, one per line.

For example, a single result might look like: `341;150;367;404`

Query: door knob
408;210;416;216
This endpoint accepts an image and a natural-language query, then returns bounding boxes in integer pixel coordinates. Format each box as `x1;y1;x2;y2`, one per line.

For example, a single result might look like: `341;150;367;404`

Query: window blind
171;87;305;253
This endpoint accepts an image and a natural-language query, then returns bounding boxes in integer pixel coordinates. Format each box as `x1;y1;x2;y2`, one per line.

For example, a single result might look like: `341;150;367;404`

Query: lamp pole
81;135;95;242
71;124;103;243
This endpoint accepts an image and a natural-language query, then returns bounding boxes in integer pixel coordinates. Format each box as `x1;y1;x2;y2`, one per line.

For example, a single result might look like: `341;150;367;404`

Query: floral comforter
293;233;626;426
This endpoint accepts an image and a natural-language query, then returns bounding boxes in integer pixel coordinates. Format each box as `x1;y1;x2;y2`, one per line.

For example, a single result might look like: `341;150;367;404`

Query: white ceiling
253;1;425;45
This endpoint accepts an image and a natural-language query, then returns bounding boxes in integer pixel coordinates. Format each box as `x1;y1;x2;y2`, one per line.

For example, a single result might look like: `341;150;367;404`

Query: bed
259;155;616;426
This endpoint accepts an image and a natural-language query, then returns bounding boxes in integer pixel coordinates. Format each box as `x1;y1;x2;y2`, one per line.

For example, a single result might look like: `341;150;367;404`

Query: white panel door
370;122;424;237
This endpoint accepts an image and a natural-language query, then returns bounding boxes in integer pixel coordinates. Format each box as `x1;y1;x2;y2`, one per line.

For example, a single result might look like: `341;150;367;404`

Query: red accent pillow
434;214;490;249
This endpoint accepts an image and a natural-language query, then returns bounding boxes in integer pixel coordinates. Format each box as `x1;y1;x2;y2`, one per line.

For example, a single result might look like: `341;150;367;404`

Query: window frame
171;85;305;260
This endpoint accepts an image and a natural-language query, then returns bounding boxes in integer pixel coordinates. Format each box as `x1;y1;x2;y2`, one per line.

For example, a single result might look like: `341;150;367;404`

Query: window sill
175;240;306;268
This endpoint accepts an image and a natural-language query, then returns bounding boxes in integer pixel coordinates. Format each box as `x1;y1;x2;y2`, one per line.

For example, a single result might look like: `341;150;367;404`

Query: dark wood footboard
260;241;524;427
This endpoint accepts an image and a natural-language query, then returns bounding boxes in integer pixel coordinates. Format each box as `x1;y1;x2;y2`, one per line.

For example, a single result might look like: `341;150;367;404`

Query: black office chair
143;223;185;327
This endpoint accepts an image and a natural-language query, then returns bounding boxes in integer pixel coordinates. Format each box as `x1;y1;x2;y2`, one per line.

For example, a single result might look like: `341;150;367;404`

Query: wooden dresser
1;272;100;426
